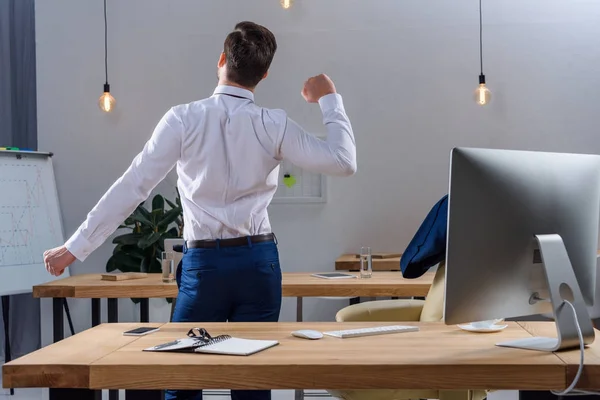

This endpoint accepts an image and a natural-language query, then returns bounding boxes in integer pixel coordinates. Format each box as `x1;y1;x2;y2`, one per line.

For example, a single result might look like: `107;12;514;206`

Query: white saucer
457;323;508;333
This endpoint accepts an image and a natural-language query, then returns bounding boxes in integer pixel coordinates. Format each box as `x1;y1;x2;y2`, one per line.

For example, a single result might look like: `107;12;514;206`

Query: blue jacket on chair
400;195;448;279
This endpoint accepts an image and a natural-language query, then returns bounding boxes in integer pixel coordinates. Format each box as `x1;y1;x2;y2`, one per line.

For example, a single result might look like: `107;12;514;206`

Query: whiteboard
0;150;68;296
272;135;327;204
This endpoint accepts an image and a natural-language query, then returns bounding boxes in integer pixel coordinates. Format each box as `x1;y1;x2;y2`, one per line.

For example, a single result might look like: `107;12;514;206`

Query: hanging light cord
104;0;108;85
479;0;483;75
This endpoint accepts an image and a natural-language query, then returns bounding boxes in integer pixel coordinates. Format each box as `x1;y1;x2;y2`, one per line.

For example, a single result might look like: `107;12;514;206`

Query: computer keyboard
323;325;420;338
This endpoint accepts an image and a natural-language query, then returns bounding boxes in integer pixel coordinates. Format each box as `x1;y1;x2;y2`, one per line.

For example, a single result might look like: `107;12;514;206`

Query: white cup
471;319;504;329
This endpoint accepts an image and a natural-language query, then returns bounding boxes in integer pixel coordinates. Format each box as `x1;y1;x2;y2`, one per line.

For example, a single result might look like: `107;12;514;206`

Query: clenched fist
43;246;76;277
301;74;336;103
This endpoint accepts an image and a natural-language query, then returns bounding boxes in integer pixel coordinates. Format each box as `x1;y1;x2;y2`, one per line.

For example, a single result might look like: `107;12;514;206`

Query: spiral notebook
143;334;279;356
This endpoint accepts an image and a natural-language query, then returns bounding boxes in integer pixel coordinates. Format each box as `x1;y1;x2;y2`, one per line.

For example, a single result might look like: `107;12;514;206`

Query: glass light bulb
474;83;491;106
280;0;293;9
98;91;116;112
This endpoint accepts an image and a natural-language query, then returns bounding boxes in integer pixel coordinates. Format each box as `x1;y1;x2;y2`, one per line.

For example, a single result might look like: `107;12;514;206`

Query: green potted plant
106;190;183;303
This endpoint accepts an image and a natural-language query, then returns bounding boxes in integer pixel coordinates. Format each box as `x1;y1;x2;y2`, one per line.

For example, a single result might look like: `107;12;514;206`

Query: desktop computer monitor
443;147;600;352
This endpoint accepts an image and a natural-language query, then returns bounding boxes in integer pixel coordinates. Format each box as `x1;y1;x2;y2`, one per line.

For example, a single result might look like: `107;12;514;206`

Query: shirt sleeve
277;93;357;177
64;107;183;262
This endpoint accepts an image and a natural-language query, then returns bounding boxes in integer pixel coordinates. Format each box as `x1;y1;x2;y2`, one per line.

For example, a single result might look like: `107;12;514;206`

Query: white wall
35;0;600;334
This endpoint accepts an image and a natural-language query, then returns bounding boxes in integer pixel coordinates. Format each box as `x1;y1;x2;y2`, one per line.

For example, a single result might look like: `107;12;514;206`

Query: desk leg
49;389;98;400
520;392;595;400
2;296;14;396
90;300;103;399
125;390;163;400
169;298;177;322
140;298;149;323
294;297;304;400
296;297;303;322
53;298;64;342
107;299;119;400
107;299;118;323
91;298;101;327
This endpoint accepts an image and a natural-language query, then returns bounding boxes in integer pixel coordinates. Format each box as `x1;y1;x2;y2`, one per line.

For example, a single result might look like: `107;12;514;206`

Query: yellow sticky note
283;174;296;188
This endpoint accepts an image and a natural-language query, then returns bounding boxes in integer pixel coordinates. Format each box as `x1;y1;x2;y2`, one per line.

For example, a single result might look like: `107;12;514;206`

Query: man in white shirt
43;21;356;400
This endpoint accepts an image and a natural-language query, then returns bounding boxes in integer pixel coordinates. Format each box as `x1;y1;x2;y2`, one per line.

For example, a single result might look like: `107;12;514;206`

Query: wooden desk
335;254;401;271
33;271;432;299
520;322;600;390
33;271;434;341
3;321;586;400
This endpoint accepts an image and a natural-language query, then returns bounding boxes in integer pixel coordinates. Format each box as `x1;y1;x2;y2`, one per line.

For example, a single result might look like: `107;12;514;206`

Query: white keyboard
323;325;419;338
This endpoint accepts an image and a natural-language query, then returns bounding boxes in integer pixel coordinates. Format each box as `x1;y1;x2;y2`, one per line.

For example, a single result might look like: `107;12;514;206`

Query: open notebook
144;335;279;356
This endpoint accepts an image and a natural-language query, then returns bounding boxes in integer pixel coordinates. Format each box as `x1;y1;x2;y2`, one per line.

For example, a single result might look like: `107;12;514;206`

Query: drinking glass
161;252;174;283
360;246;372;278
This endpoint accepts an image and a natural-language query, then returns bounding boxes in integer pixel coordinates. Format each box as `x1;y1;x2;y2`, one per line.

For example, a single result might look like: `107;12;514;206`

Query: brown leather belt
186;233;276;249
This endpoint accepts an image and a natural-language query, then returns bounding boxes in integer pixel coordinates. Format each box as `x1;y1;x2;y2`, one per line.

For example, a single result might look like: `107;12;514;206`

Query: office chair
327;262;488;400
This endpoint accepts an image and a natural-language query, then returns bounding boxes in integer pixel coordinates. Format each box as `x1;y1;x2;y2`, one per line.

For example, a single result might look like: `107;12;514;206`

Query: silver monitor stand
496;234;595;352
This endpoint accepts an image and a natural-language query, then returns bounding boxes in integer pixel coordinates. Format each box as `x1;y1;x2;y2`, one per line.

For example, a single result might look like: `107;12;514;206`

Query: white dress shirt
65;85;356;262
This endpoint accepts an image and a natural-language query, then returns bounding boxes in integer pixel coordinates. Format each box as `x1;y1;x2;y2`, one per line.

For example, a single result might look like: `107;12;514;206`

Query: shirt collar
213;85;254;102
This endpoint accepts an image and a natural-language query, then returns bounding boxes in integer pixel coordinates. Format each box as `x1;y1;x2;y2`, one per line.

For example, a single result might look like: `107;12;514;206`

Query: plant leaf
152;195;165;213
131;207;155;227
112;233;144;245
138;232;162;249
106;255;119;272
136;204;153;220
157;207;182;230
167;227;178;237
149;257;161;274
140;256;151;273
165;198;177;208
175;188;181;206
119;245;145;260
107;252;141;273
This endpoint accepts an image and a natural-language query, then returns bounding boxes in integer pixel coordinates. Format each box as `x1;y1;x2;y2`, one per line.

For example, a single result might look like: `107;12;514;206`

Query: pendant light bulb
474;0;491;106
98;84;116;112
280;0;294;9
99;0;115;113
474;74;491;106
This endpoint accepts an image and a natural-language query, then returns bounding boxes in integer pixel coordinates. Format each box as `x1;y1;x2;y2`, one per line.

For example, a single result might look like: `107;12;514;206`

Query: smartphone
311;273;357;279
123;327;160;336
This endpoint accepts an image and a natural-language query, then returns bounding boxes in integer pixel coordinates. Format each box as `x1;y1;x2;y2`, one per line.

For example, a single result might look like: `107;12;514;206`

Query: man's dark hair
223;21;277;88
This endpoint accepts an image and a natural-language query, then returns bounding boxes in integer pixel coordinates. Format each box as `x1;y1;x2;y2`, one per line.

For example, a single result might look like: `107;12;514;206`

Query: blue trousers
165;239;282;400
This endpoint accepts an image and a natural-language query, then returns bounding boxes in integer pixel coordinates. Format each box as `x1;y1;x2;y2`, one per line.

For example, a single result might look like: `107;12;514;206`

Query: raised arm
43;107;183;275
278;74;357;177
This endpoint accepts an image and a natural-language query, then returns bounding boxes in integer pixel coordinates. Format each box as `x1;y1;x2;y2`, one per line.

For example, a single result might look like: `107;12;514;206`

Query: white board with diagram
272;158;327;204
0;150;68;296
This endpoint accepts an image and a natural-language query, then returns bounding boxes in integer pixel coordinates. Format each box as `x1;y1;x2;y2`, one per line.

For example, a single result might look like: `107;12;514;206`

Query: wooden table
33;271;434;341
335;253;401;271
4;321;596;400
